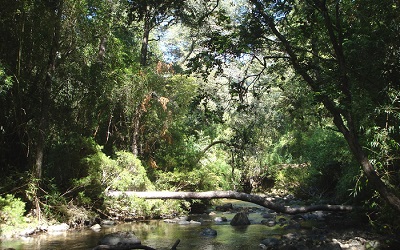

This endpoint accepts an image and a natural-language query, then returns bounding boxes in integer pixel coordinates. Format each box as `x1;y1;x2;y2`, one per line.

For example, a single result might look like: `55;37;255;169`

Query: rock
230;212;251;226
304;211;326;221
215;203;233;212
163;219;177;223
47;223;69;232
91;224;102;231
278;217;287;225
259;244;268;249
214;217;227;222
189;220;202;224
260;238;280;248
18;226;36;236
177;220;190;225
101;220;116;226
201;228;217;237
98;231;141;246
261;219;276;227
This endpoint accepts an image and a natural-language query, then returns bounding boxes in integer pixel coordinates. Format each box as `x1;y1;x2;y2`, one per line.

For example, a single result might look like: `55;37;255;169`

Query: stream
0;199;395;250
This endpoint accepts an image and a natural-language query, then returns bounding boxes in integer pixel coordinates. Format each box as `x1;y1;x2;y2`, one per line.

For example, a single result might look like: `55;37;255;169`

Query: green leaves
0;194;26;226
77;147;153;193
0;66;12;96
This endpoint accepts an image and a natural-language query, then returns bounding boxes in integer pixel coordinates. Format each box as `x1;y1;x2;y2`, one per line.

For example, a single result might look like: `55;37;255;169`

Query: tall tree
0;0;141;211
128;0;185;66
0;0;66;217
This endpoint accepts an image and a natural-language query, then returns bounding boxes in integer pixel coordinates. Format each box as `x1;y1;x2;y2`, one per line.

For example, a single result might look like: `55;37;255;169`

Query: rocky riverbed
1;196;399;249
92;197;399;249
164;201;397;249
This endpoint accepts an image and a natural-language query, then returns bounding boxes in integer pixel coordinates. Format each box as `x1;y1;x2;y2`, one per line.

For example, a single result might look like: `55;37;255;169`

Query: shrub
113;151;153;191
0;194;26;226
73;144;153;206
268;164;312;197
104;195;188;219
154;162;234;192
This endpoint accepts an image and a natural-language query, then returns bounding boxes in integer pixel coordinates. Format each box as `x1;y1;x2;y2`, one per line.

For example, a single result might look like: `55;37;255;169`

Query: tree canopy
0;0;399;232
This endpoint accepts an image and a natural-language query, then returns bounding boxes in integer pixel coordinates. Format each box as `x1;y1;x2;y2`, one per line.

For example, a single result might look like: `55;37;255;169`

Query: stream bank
1;197;398;249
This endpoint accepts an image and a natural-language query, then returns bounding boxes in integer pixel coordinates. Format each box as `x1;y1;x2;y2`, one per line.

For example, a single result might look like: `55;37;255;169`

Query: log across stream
106;190;353;214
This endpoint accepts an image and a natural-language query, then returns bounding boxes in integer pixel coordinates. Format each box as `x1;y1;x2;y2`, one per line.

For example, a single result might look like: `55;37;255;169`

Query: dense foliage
0;0;399;234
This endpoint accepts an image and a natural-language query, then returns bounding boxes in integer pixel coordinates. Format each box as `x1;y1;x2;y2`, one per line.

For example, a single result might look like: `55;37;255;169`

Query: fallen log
106;190;353;214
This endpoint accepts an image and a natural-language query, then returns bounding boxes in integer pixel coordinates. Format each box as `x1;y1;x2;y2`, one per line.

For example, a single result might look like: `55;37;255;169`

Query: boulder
230;212;250;226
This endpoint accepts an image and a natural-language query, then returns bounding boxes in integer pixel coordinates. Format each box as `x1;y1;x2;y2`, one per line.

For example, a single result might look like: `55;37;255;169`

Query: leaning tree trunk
107;191;353;214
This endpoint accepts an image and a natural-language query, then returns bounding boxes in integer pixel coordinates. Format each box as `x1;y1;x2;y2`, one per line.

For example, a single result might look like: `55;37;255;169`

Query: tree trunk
132;106;142;156
31;0;64;220
107;191;353;214
140;12;151;66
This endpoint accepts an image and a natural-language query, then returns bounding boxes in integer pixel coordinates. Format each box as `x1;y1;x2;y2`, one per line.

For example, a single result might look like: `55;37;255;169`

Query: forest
0;0;399;239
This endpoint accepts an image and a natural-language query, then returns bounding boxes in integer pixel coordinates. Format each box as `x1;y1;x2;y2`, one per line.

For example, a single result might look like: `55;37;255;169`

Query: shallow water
0;201;293;250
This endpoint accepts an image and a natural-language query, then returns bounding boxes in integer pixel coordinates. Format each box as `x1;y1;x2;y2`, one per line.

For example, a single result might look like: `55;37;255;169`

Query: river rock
163;218;177;223
201;228;217;237
303;211;326;221
261;219;276;227
214;216;227;222
230;212;250;226
101;219;116;225
91;224;101;231
189;220;201;224
18;226;37;236
47;223;69;232
260;238;280;248
177;220;190;225
98;231;141;246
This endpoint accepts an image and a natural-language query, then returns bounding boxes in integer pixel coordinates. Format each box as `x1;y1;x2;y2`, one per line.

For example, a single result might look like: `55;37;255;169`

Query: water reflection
1;201;277;250
1;219;276;250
